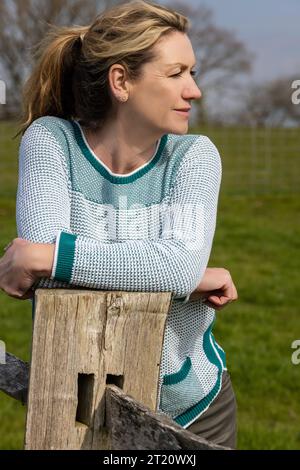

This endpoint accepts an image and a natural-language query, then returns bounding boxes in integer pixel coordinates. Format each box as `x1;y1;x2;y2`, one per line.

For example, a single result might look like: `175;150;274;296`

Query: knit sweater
16;116;226;428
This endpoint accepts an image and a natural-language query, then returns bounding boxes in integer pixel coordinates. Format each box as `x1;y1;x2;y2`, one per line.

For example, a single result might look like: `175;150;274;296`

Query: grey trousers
186;370;237;449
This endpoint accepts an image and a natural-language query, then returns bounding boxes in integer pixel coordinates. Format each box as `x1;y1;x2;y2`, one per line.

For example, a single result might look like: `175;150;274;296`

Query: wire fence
190;124;300;195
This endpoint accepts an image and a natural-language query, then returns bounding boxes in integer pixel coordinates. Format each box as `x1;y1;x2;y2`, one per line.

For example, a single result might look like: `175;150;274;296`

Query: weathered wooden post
24;288;172;450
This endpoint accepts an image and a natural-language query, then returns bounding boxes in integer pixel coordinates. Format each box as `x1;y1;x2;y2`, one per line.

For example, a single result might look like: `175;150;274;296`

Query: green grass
0;121;300;449
201;124;300;194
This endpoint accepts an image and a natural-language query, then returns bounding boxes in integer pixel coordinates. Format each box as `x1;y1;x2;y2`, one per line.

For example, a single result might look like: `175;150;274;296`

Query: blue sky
166;0;300;82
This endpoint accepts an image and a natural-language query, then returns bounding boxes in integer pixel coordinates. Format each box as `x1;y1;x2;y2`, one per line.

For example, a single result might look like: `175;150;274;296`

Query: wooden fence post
25;288;172;450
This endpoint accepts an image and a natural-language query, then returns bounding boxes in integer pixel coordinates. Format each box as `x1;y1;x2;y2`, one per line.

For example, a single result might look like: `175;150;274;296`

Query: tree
233;76;300;127
0;0;121;118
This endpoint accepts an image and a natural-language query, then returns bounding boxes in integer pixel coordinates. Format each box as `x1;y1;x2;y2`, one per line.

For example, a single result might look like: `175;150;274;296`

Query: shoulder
166;133;221;175
21;116;74;148
20;116;75;162
168;133;220;158
19;117;73;174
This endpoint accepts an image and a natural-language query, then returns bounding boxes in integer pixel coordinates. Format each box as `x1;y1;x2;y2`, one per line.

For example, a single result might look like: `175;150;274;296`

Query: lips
175;108;191;112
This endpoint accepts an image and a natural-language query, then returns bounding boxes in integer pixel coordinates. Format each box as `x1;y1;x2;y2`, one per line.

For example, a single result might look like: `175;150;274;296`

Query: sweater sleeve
16;122;72;291
17;122;222;299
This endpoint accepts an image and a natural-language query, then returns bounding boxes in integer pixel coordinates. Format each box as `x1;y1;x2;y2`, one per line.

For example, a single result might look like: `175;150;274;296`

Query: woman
0;0;238;448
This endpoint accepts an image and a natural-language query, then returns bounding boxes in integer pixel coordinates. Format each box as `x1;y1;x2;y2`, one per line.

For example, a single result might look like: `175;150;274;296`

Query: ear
108;63;130;99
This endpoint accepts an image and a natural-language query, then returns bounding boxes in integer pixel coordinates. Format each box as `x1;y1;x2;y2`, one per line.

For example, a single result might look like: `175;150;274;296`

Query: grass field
0;121;299;449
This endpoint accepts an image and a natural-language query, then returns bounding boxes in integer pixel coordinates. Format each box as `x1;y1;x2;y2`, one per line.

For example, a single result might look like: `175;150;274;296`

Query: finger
207;296;222;306
207;284;233;303
207;294;230;305
203;289;224;304
219;283;236;304
219;281;233;299
221;281;234;303
232;282;238;300
221;280;235;303
20;291;34;300
204;293;232;309
203;300;224;310
3;242;12;252
8;290;34;300
203;299;225;310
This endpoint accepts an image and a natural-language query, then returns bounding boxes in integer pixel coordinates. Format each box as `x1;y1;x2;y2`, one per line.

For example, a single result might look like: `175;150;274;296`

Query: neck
82;118;163;175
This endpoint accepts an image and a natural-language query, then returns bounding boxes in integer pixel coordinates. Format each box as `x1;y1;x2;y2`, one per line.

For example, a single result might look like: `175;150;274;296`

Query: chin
167;124;189;135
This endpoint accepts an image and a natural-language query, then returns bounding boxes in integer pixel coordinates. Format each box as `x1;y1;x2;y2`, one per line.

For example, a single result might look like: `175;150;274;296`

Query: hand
189;267;238;310
0;238;42;300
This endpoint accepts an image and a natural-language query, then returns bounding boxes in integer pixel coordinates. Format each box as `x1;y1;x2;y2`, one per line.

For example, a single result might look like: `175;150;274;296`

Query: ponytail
16;24;89;136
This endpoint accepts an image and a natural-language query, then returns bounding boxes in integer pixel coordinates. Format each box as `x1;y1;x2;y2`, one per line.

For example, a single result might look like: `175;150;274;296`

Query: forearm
48;231;209;298
30;239;209;300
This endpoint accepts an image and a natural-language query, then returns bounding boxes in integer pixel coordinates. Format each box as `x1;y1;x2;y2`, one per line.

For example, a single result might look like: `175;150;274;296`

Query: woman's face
112;31;202;136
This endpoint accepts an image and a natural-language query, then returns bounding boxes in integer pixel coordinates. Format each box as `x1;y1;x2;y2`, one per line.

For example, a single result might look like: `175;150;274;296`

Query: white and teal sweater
16;116;226;428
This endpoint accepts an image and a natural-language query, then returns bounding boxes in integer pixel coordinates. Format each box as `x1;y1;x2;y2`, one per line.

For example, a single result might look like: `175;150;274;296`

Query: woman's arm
0;240;238;307
9;123;222;299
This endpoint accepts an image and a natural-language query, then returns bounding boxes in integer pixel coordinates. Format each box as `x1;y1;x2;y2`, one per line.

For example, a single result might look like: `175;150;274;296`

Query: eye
171;70;199;78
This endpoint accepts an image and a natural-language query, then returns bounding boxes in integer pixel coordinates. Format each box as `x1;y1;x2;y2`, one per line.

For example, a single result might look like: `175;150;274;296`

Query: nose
183;80;202;101
193;86;202;100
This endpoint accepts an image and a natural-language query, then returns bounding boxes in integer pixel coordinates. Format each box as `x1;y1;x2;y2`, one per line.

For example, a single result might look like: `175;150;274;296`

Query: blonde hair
17;0;189;136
